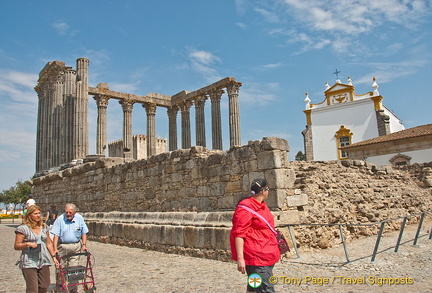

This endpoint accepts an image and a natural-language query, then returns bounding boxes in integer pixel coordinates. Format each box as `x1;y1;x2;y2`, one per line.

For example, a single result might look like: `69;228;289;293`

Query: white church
302;75;405;162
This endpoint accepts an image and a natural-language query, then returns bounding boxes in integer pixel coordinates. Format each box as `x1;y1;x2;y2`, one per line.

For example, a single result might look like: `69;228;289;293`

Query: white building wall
382;105;405;133
312;99;379;161
366;148;432;166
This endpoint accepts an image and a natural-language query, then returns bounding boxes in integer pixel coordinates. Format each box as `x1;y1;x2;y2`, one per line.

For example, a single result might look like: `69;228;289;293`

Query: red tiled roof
344;124;432;149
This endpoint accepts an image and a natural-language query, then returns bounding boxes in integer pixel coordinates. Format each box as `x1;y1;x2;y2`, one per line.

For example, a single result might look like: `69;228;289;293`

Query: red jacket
230;197;280;266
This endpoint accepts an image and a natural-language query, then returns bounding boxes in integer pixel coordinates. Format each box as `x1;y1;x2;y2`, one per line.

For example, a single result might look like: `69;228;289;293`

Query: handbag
238;205;290;255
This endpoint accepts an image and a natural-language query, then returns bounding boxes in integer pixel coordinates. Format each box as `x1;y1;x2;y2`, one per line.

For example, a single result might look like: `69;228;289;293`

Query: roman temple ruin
34;57;242;173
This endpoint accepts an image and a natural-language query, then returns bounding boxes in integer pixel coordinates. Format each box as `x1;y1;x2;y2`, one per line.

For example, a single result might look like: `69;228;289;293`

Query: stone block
264;168;295;189
257;150;284;170
217;196;236;210
266;189;285;209
260;137;290;151
164;226;184;246
286;194;308;207
183;226;196;248
274;210;300;225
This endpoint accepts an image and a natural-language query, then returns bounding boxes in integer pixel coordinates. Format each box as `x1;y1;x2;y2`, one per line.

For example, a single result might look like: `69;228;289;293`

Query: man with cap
23;194;36;216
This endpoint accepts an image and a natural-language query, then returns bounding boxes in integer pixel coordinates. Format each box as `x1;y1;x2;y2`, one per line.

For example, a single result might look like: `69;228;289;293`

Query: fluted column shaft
44;82;54;169
143;103;157;157
180;101;193;149
167;106;179;151
120;100;134;158
226;82;242;147
63;69;76;164
195;95;207;147
94;95;109;155
209;89;223;150
34;86;45;172
52;81;64;166
74;58;89;159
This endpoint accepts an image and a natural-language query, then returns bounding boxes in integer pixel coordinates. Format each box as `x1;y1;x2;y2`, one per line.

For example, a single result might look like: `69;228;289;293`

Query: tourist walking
51;203;89;292
14;205;59;293
23;194;36;216
230;178;280;293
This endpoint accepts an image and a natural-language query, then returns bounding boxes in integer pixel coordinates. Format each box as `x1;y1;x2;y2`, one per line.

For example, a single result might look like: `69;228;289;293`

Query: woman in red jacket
230;178;280;292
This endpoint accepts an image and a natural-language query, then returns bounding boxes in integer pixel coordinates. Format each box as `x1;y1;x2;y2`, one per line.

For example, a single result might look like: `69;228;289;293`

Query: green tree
295;151;306;161
0;179;31;209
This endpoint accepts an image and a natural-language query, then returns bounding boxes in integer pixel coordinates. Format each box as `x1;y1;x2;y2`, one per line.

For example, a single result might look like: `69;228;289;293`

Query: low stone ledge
83;211;234;227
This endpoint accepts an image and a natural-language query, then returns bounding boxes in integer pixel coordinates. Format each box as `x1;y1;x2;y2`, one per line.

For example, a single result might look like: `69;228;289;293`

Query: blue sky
0;0;431;191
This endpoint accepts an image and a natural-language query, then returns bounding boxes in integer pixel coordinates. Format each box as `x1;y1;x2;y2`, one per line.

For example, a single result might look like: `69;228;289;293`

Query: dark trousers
246;265;275;293
22;265;51;293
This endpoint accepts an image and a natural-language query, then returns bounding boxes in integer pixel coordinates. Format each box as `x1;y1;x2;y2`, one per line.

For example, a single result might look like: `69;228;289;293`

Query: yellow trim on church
335;125;353;160
371;95;383;111
304;109;312;126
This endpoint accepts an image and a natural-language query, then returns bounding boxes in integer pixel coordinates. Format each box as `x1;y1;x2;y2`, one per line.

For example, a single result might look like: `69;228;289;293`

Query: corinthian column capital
226;82;242;96
209;88;224;102
180;100;193;113
142;102;157;115
119;100;134;112
194;95;207;108
94;95;109;108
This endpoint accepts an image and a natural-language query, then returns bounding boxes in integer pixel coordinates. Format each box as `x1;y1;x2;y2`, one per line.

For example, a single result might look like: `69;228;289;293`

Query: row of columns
35;58;89;172
92;81;241;158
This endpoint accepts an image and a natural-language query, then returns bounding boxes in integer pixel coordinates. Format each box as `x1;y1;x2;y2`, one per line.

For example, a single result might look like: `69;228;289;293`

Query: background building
302;76;405;161
341;124;432;166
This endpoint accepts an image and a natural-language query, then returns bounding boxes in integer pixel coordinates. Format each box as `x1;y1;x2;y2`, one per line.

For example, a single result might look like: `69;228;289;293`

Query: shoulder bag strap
238;204;277;235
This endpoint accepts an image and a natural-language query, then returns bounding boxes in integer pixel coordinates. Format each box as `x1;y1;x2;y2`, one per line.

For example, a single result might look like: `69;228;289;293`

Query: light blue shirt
51;213;89;243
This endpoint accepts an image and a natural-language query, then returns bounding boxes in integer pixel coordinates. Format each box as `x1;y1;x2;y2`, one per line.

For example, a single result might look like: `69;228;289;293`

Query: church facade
302;76;405;161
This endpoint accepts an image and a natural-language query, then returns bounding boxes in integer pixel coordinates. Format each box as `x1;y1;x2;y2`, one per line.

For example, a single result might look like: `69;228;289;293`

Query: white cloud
253;0;432;54
236;22;248;29
52;21;70;36
239;82;279;106
355;59;429;85
188;49;222;83
0;70;38;103
280;0;430;34
260;63;283;69
254;8;280;23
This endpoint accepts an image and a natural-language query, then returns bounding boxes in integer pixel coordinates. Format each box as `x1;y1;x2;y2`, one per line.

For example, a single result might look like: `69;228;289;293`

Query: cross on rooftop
333;69;341;79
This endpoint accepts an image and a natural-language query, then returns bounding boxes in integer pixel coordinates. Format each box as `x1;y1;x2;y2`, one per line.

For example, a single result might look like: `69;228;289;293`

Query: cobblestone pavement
1;220;431;293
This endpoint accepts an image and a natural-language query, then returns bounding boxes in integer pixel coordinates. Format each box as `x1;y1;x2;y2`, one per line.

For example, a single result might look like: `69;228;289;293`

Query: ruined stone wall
289;160;432;250
30;138;432;259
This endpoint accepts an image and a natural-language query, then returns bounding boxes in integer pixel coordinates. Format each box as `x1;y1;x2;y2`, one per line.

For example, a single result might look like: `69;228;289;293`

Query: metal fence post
371;222;385;262
287;225;300;259
395;217;407;252
339;225;350;263
413;213;425;246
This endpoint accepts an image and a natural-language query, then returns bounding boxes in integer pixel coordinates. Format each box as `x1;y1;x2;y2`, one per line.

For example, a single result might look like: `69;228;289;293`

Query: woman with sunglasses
230;178;280;293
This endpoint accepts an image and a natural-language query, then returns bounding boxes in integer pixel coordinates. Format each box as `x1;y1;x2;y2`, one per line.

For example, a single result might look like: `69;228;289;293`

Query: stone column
34;85;45;172
180;101;193;149
119;100;134;158
226;82;242;147
143;102;157;157
195;95;207;147
63;69;76;164
167;106;179;151
94;95;109;155
52;80;64;167
74;58;90;160
209;88;224;150
45;82;54;170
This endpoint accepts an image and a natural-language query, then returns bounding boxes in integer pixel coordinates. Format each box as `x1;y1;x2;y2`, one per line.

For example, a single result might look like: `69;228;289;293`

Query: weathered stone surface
286;193;308;207
31;138;432;258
